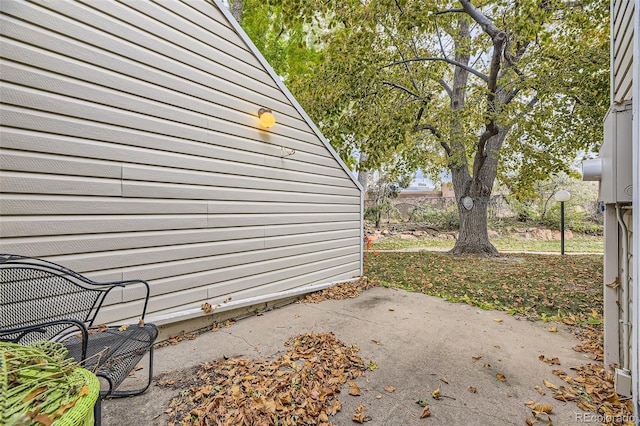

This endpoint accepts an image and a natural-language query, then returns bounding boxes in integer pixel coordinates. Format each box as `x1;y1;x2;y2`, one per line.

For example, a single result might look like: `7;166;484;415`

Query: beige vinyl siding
0;0;362;325
612;0;635;102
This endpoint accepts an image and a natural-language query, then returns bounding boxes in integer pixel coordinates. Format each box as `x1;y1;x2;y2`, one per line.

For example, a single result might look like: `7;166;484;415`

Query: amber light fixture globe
258;108;276;128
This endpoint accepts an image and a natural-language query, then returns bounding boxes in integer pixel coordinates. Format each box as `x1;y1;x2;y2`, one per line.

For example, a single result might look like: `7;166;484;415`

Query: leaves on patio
536;322;636;424
351;402;370;423
164;332;366;426
299;277;377;303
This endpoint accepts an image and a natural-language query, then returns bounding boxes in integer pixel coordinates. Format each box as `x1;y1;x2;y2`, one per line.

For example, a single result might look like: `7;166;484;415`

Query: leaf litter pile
299;277;377;304
163;332;366;426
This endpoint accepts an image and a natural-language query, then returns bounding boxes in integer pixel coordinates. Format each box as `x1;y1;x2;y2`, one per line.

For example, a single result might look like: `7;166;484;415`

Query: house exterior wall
607;0;638;413
612;0;635;103
0;0;362;326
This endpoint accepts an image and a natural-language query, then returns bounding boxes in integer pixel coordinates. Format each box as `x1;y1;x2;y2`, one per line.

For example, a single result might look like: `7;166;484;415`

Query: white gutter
631;0;639;420
146;277;362;326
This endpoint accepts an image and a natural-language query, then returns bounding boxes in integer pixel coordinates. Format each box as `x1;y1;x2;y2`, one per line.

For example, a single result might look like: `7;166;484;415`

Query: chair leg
107;346;155;398
94;398;102;426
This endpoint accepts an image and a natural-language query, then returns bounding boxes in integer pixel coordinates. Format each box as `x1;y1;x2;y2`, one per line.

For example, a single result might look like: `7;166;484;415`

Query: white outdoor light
554;190;571;202
554;190;571;255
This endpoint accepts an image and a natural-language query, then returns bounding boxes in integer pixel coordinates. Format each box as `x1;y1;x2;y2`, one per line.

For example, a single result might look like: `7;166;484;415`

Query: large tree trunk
450;189;497;256
449;130;508;257
357;153;369;192
231;0;243;24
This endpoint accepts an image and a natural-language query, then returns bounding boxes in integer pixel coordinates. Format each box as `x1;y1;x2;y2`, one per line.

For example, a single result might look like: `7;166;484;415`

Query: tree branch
439;79;453;98
435;8;465;15
381;81;421;99
382;57;488;82
458;0;500;38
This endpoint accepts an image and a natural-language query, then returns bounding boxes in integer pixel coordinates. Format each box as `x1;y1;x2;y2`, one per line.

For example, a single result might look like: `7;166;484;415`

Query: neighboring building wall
0;1;362;326
613;0;635;103
605;0;637;412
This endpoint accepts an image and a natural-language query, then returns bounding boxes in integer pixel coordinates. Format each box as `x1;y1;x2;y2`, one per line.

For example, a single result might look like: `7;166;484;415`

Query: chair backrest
0;254;111;343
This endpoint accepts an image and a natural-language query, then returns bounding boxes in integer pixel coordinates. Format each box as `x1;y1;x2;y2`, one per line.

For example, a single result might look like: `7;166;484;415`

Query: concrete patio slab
102;286;591;425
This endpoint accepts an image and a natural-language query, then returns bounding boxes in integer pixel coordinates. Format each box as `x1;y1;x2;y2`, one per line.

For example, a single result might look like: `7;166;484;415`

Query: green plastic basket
1;341;100;426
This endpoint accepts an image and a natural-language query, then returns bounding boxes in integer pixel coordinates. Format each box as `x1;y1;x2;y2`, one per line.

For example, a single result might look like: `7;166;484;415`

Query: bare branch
433;15;448;59
413;123;451;156
459;0;500;38
376;18;422;94
381;81;421;98
487;32;507;99
435;8;464;15
382;57;488;82
439;79;453;98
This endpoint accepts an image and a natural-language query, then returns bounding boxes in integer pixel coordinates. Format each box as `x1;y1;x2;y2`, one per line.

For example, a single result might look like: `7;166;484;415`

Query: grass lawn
372;234;604;253
365;251;603;323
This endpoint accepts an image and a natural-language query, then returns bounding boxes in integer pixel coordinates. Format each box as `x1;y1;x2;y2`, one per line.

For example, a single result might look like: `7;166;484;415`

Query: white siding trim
146;277;361;326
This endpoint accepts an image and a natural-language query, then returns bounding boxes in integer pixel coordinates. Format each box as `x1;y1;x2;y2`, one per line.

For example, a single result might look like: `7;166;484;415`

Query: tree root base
449;243;500;257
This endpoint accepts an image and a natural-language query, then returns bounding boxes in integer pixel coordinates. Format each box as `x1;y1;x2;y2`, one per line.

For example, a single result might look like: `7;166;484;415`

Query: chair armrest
90;278;152;320
0;319;90;359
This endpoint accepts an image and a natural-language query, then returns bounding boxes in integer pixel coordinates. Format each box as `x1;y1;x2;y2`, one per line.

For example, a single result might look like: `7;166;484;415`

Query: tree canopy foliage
233;0;609;255
278;0;608;191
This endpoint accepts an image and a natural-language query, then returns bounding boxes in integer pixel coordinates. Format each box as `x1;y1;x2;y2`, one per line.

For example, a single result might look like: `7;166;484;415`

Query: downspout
631;0;639;418
360;183;365;276
616;205;631;372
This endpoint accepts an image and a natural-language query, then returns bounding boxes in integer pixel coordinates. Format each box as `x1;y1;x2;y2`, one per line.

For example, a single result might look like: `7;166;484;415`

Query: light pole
554;190;571;255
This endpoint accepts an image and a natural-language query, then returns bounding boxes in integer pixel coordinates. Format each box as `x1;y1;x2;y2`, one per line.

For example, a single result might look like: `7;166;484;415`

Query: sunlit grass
365;251;603;322
371;234;603;253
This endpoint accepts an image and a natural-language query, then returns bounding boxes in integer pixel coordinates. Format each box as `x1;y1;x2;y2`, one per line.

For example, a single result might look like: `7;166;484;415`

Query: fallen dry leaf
54;400;78;418
472;356;482;361
22;386;47;403
352;402;368;423
440;377;449;384
33;414;53;426
420;406;431;419
493;318;503;322
469;386;477;393
534;385;546;395
118;324;128;331
383;386;396;393
78;384;89;398
496;373;507;382
431;388;441;400
542;379;558;390
532;404;553;414
548;326;558;332
348;381;362;396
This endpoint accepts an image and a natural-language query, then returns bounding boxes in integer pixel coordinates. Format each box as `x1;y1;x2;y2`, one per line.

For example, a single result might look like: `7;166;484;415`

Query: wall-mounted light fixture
258;108;276;128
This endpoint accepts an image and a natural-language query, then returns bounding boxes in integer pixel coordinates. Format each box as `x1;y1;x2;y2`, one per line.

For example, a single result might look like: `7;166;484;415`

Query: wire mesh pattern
0;254;158;404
